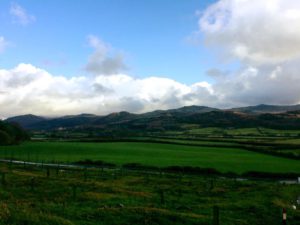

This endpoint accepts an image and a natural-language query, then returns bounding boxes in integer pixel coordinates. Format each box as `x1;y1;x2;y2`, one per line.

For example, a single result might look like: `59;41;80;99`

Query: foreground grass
0;141;300;174
0;163;299;225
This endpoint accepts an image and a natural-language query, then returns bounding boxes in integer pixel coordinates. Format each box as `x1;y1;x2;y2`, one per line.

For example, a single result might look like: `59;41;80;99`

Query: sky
1;0;300;117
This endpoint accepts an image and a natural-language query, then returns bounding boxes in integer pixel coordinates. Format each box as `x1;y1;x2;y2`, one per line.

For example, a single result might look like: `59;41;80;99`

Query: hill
5;114;47;129
231;104;300;114
5;104;300;132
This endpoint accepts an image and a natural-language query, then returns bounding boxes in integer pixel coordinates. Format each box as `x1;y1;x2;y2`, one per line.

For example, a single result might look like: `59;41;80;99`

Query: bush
122;163;158;171
163;166;222;176
74;159;116;168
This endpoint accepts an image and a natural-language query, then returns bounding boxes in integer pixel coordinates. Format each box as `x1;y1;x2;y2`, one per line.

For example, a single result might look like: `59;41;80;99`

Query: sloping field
0;162;299;225
0;141;299;174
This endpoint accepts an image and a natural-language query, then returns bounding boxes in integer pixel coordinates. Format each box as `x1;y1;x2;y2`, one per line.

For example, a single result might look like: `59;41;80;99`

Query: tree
0;120;29;145
0;130;11;145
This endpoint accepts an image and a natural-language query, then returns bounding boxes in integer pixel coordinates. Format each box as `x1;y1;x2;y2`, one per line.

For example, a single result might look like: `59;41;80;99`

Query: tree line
0;120;29;145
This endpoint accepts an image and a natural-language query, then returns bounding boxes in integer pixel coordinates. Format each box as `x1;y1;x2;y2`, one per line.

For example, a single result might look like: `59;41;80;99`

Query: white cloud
10;3;36;26
0;64;214;117
1;62;300;118
0;37;9;53
212;62;300;107
188;0;300;107
85;35;127;75
199;0;300;65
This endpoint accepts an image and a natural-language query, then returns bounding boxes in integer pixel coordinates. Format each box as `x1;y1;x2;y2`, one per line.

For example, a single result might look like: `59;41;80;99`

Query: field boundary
1;158;299;181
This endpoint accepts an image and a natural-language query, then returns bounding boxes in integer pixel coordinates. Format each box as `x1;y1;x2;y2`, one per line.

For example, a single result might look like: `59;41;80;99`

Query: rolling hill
231;104;300;114
5;104;300;132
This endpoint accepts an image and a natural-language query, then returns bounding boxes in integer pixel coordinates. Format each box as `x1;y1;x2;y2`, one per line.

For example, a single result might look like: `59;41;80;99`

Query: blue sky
0;0;218;84
1;0;300;117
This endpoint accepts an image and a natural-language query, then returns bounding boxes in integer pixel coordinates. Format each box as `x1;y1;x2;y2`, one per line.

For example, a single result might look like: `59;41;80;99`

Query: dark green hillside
93;111;137;125
0;120;29;145
5;114;47;129
177;111;255;128
231;104;300;114
5;105;300;133
29;114;99;130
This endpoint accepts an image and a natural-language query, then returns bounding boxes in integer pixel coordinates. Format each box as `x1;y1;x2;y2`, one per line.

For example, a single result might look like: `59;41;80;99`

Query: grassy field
0;141;300;174
164;127;300;137
0;162;299;225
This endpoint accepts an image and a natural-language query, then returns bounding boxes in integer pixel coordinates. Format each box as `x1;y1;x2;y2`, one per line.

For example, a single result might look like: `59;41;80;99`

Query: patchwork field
0;141;300;174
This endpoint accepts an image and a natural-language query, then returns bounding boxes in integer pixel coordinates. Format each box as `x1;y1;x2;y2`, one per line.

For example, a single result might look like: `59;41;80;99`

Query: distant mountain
141;106;218;118
24;114;100;130
5;114;47;129
168;105;219;114
5;104;300;132
94;111;137;125
230;104;300;114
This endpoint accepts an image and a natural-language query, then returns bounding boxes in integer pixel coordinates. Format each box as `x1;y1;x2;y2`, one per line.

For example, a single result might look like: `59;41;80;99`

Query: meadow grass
0;141;299;174
0;163;299;225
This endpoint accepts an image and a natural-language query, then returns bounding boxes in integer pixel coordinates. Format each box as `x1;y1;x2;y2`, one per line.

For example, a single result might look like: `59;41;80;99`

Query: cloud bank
1;61;299;118
0;63;213;117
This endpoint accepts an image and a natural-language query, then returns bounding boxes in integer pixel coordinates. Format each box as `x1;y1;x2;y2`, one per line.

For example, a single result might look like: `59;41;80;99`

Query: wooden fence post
84;168;88;181
282;208;287;225
1;173;6;186
46;167;50;178
210;179;214;191
159;189;165;205
213;206;219;225
72;185;77;199
144;173;149;183
56;164;60;176
30;177;35;191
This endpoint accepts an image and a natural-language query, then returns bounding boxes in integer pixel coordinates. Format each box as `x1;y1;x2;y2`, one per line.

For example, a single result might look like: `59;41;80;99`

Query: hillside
5;104;300;132
231;104;300;114
0;120;29;145
5;114;47;129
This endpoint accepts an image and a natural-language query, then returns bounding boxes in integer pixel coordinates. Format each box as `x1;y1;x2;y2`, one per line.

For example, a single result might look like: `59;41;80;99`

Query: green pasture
1;163;299;225
275;138;300;144
0;141;299;174
176;127;300;137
